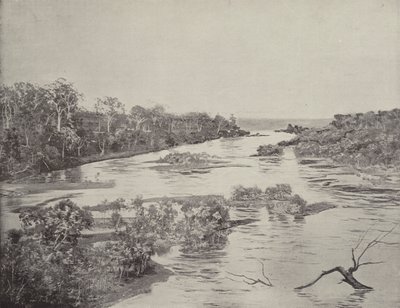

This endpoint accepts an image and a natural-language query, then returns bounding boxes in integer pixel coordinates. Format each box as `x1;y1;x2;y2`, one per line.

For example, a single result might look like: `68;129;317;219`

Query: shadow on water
267;212;306;225
338;289;373;308
295;288;372;308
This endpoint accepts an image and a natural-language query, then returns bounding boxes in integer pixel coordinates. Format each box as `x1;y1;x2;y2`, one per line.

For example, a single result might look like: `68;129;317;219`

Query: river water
1;131;400;307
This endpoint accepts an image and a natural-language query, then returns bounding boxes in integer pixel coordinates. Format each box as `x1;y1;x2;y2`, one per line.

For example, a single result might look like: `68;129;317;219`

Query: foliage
275;123;308;134
157;152;213;166
95;97;124;133
0;192;236;307
283;109;400;169
255;144;283;156
20;199;94;247
176;196;231;251
230;184;322;216
123;198;178;248
0;78;248;180
264;184;292;200
83;198;127;212
1;200;94;307
231;185;263;201
264;184;307;214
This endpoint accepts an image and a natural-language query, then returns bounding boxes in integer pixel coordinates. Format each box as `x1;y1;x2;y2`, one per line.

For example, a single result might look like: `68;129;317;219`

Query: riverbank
91;260;173;308
4;141;208;183
6;134;245;184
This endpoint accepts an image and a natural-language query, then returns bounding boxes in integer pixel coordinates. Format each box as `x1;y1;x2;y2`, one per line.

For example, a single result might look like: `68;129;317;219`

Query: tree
20;199;94;248
295;225;397;290
0;200;94;307
49;127;80;160
46;78;82;132
13;82;48;146
95;97;125;133
149;104;166;129
0;84;18;129
129;105;149;131
1;128;21;174
229;114;237;128
214;114;229;134
96;132;113;156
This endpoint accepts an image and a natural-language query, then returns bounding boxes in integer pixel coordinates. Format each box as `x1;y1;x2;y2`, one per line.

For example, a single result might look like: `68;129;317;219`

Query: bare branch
295;267;343;290
376;241;398;246
354;224;375;250
351;248;357;269
258;259;273;286
356;225;397;267
226;261;273;287
357;261;384;268
296;225;397;291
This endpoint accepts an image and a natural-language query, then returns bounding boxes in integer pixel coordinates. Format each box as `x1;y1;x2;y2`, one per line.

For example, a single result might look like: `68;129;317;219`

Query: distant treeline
0;78;248;180
238;118;331;131
279;109;400;169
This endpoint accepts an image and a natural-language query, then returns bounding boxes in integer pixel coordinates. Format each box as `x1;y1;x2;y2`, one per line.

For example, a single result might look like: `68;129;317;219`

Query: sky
1;0;399;118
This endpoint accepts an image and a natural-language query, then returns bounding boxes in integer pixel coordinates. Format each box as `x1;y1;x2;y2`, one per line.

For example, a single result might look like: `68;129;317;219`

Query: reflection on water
1;131;400;307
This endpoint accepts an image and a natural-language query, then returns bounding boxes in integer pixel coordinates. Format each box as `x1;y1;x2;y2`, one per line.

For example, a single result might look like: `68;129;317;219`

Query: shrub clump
279;109;400;169
255;144;283;156
157;152;213;166
176;196;231;251
231;184;334;216
231;185;263;201
1;200;94;307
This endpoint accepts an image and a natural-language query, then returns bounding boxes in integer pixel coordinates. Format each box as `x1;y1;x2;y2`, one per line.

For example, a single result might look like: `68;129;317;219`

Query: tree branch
296;224;397;290
226;261;272;287
295;267;344;290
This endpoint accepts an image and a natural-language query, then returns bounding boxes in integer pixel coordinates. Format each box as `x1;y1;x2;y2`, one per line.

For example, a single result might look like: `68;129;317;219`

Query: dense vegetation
157;152;213;166
274;123;308;134
231;184;335;216
1;182;336;307
0;196;231;307
0;79;248;180
279;109;400;170
254;144;283;156
1;200;95;307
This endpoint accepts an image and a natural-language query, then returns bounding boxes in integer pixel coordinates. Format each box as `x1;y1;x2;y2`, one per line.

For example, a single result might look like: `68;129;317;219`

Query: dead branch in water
227;260;273;287
295;225;398;290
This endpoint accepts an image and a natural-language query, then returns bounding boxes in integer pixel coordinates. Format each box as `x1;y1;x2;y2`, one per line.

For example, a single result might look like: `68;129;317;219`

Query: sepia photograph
0;0;399;307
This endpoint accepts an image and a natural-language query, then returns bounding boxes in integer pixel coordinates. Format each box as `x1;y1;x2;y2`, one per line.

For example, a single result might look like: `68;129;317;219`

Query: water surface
2;131;399;307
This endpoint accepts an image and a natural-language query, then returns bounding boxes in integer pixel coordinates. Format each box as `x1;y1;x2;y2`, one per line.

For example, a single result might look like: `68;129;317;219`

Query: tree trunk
107;118;111;133
4;111;10;129
25;132;29;147
295;266;372;290
57;113;62;132
99;140;105;156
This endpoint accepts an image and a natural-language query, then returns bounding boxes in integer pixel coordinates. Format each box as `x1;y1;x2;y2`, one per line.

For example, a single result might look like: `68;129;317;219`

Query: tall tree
0;84;18;129
130;105;149;131
13;82;49;146
46;78;81;132
95;97;124;133
214;114;229;134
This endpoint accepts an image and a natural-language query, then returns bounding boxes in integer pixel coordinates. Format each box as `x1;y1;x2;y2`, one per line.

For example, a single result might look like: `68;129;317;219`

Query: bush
281;109;400;169
158;152;212;166
177;196;230;251
1;200;94;307
83;198;127;212
265;184;292;200
231;185;263;201
256;144;283;156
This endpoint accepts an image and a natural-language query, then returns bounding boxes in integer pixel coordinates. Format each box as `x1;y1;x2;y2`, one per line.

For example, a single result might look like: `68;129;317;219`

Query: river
1;131;400;307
